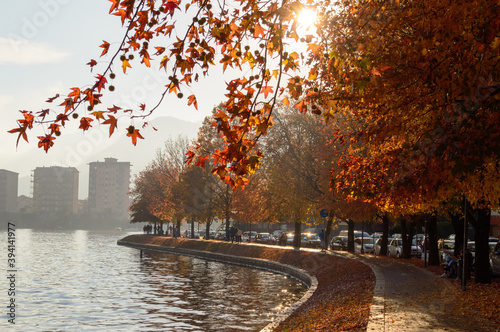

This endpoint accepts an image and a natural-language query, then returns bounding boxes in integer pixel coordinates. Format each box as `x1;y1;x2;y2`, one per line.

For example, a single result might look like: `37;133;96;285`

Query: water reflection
1;230;306;331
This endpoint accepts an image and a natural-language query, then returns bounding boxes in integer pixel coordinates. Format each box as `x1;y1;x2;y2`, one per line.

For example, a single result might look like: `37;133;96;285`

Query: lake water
1;229;306;331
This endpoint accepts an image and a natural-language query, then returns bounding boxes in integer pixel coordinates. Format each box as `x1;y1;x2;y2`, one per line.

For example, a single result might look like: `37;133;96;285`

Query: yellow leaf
283;96;289;106
122;59;131;73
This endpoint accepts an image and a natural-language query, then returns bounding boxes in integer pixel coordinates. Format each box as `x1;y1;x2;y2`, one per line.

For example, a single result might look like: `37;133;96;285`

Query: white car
241;231;258;242
388;238;420;258
354;237;376;254
374;237;393;255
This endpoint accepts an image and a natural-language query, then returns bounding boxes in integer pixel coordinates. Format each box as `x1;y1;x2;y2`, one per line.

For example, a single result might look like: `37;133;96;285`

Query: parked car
215;231;227;240
202;231;216;239
242;231;258;242
330;236;348;251
354;237;376;254
185;230;200;238
254;233;276;245
339;230;371;238
490;242;500;277
303;228;323;236
302;233;322;248
374;237;393;255
388;238;420;258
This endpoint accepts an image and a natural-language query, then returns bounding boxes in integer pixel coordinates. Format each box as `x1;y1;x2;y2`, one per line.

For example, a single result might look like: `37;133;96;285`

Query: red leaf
163;0;179;17
37;134;55;153
95;74;107;92
79;117;93;131
45;94;59;103
87;59;97;71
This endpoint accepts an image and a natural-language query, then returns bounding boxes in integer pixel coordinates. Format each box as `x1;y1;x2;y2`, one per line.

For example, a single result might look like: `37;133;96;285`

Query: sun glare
297;8;317;31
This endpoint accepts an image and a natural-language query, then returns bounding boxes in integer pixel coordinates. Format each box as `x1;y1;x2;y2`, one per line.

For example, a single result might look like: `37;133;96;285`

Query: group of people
227;226;243;243
142;224;179;237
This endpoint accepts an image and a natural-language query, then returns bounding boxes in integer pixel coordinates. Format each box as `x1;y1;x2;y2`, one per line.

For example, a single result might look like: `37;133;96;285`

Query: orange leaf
293;100;308;113
253;24;266;38
261;85;273;98
187;94;198;110
102;115;118;137
100;41;110;57
126;129;144;145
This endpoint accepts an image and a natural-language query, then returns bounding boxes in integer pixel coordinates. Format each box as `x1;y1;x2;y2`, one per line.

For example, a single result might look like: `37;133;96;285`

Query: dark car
490;242;500;277
330;236;348;251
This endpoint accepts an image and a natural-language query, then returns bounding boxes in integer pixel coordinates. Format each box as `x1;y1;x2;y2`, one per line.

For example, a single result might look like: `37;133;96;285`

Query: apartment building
32;166;79;214
88;158;131;220
0;169;18;213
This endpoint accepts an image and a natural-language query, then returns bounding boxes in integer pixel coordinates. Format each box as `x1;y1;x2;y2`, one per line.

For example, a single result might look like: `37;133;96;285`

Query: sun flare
297;8;317;31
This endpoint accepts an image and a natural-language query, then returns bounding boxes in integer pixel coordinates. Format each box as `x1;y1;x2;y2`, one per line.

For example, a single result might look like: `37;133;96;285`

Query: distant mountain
5;116;202;198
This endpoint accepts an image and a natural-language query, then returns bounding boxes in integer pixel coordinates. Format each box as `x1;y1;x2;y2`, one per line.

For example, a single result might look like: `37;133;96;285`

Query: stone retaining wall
117;240;318;331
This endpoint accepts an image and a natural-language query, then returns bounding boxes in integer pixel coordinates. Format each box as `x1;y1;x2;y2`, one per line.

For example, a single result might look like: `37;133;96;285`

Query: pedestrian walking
236;228;243;243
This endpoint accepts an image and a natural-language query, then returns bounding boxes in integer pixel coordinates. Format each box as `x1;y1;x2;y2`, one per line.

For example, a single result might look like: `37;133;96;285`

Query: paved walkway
329;251;498;331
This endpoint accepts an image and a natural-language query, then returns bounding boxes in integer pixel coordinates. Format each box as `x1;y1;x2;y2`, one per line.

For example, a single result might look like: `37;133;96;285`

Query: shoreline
118;234;375;331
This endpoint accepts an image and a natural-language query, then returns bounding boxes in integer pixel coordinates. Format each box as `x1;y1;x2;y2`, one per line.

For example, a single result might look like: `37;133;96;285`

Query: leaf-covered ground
120;235;375;331
392;255;500;328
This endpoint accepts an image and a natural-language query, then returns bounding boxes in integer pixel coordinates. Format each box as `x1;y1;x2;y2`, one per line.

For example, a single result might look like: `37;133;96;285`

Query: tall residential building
0;169;18;213
32;166;79;214
88;158;131;220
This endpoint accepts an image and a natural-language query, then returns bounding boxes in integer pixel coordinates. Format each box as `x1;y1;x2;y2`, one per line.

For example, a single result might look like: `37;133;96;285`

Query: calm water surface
1;229;306;331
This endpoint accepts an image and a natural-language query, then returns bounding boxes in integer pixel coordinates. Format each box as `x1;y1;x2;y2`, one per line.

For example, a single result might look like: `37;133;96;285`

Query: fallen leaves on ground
384;255;500;328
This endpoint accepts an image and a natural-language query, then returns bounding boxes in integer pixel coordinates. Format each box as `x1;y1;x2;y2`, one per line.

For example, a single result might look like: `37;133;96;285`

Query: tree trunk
205;218;211;240
324;210;335;249
428;215;440;266
293;220;301;249
401;217;416;259
401;218;410;258
450;212;464;258
347;219;355;252
379;213;389;256
176;219;181;237
469;207;491;284
191;218;195;238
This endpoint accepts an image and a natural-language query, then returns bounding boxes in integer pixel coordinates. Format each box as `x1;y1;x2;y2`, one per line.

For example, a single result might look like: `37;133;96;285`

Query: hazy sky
1;1;314;198
0;0;233;197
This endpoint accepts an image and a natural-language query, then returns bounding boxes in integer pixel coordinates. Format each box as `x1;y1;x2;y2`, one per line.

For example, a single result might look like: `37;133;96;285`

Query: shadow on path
331;252;498;331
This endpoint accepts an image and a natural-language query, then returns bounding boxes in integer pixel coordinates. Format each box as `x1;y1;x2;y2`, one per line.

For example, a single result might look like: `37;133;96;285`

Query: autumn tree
313;1;498;281
129;135;189;233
